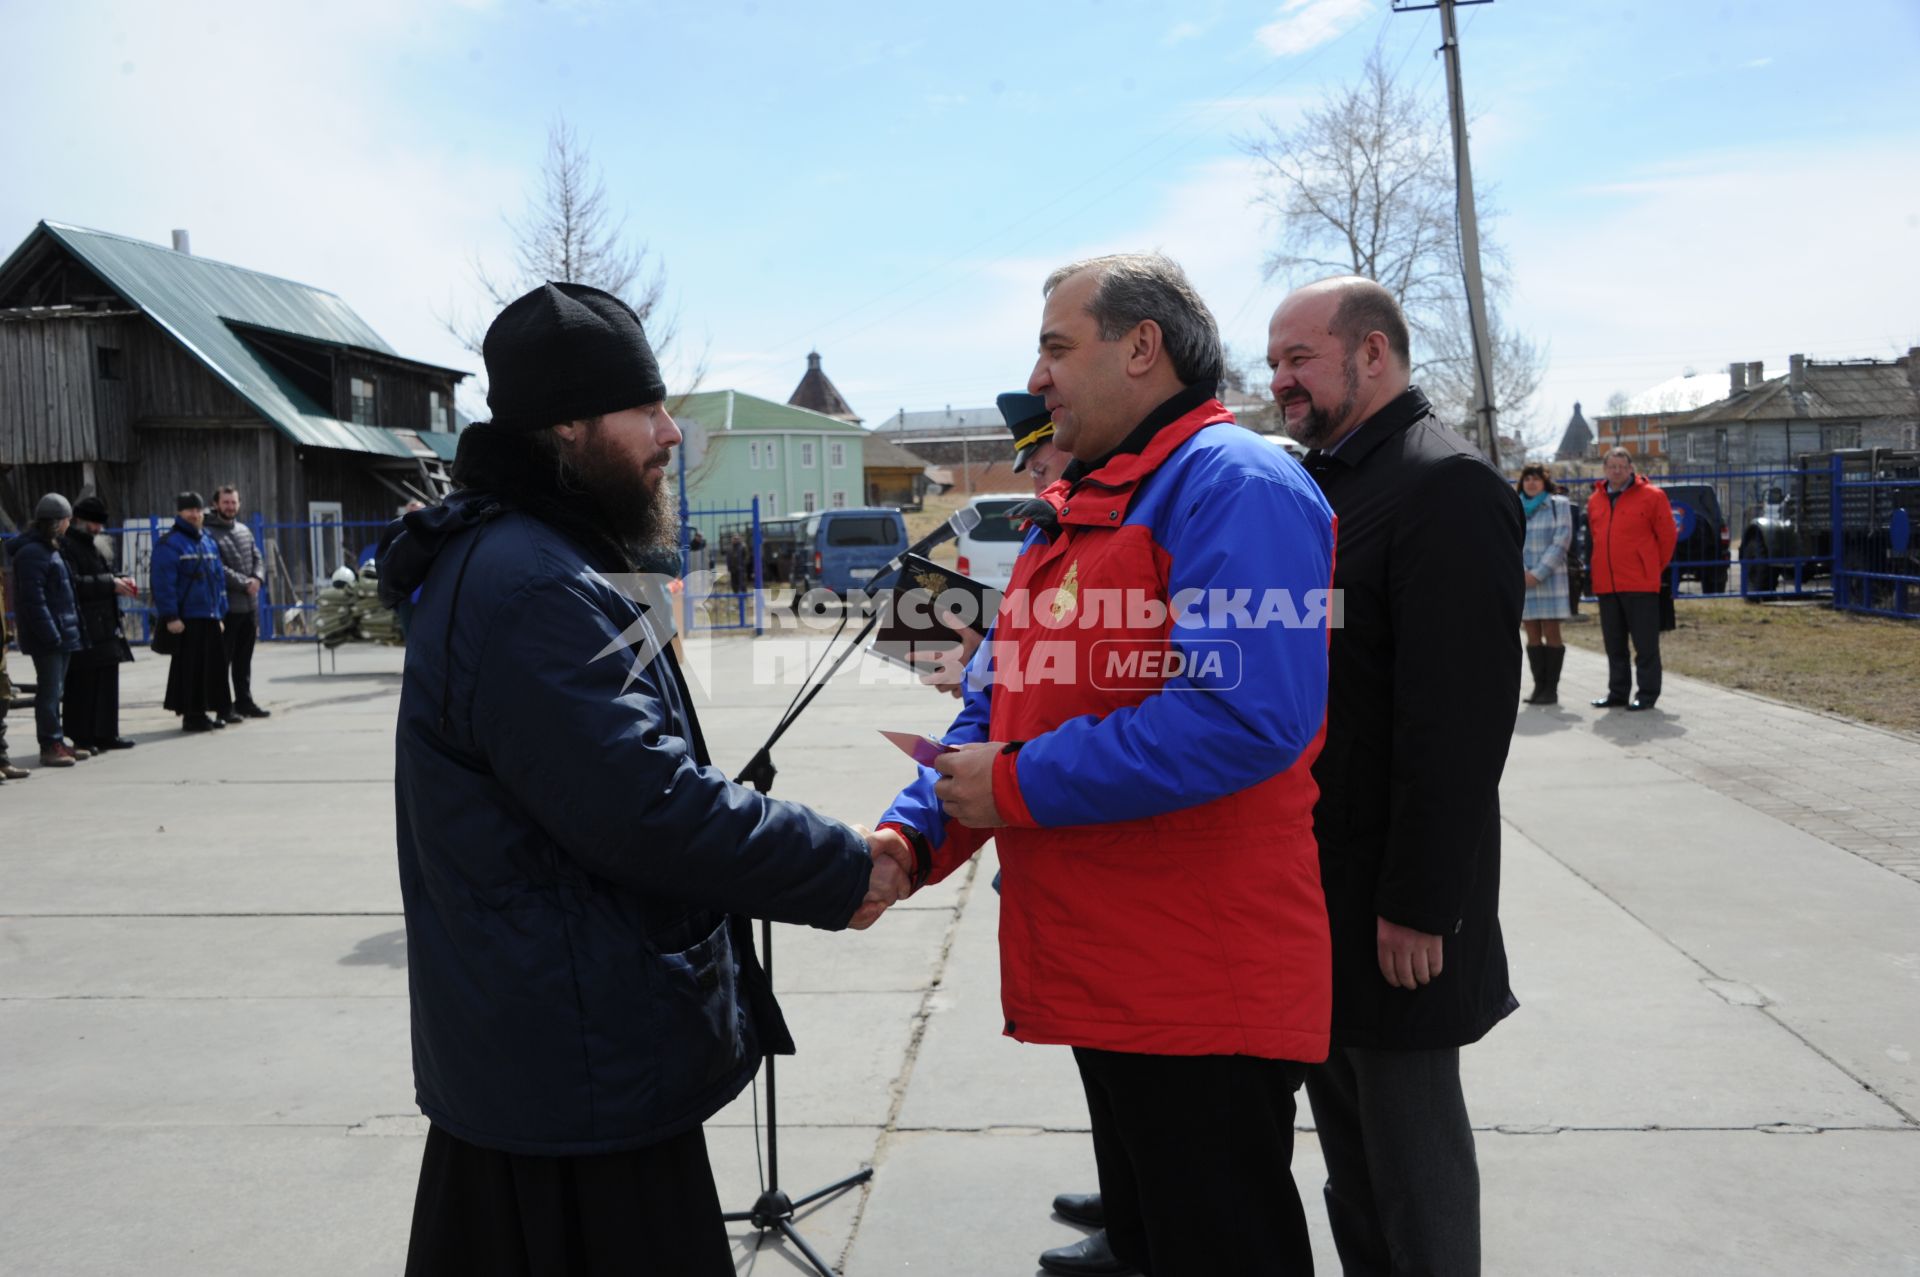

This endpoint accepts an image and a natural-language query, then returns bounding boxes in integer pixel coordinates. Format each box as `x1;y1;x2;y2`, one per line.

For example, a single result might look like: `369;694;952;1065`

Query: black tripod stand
721;511;980;1275
720;601;891;1276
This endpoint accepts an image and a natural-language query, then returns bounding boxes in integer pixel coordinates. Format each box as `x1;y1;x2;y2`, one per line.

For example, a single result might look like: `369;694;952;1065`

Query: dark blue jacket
6;530;85;656
150;520;229;622
379;493;873;1156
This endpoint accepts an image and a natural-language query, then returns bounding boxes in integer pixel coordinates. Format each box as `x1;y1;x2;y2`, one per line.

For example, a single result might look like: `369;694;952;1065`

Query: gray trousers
1305;1046;1479;1277
1596;591;1661;701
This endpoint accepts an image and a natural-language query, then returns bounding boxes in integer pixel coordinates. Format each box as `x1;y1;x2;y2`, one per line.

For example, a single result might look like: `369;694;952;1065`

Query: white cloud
1165;21;1207;46
1745;56;1773;69
1506;142;1920;434
1255;0;1376;58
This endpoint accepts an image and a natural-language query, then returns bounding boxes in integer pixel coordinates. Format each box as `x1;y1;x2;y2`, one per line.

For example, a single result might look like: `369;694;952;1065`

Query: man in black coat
1269;277;1522;1275
378;282;910;1277
62;496;139;752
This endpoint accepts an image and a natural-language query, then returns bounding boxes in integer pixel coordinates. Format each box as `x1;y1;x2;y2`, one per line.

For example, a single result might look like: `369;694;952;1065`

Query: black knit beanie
482;282;667;432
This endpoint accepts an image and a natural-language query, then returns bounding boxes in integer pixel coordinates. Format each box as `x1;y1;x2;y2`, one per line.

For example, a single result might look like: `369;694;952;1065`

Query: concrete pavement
1;635;1916;1274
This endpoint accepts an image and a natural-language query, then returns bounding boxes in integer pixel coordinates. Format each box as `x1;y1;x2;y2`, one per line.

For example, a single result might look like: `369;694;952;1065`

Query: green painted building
674;388;870;519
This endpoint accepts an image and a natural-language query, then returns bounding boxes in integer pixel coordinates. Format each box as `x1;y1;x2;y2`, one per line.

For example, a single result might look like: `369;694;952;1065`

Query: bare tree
447;116;675;363
1241;49;1544;443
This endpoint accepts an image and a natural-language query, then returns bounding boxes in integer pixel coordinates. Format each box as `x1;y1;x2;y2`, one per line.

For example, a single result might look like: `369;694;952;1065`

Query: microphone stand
722;513;976;1277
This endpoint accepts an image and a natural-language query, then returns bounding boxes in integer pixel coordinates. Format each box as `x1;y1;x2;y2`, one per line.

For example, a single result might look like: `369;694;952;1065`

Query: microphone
867;504;983;590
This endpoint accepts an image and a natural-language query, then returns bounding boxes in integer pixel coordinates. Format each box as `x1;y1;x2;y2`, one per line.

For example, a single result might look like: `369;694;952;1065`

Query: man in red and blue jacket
873;254;1335;1277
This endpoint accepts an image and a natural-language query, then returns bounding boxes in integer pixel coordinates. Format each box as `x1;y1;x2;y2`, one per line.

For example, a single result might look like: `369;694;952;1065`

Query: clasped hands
848;826;916;930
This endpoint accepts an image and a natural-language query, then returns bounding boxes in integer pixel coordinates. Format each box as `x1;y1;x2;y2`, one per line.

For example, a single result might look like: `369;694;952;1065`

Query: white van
953;494;1032;590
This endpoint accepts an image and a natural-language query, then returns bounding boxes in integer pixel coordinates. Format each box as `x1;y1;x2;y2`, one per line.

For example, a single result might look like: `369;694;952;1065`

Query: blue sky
6;0;1917;446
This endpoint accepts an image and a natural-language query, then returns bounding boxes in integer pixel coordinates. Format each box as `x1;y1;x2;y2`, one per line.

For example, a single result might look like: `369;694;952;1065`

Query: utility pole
1395;0;1501;469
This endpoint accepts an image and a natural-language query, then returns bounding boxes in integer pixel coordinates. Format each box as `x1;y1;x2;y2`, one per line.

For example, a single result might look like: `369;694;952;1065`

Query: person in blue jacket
376;282;908;1277
150;491;233;732
5;493;88;766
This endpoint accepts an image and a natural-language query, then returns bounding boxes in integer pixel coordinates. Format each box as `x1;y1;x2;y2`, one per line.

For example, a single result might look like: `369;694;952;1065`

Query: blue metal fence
1586;455;1920;616
92;516;391;645
680;498;765;635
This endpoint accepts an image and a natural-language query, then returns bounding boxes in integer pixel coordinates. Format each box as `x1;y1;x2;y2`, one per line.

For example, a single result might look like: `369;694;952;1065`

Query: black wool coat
1301;386;1524;1050
61;527;128;668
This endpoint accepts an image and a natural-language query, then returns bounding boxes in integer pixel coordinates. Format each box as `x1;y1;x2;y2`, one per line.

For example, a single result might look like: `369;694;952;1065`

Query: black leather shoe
1591;694;1629;708
183;716;216;733
102;737;137;750
1627;696;1658;711
1052;1192;1105;1228
218;711;244;725
1039;1230;1137;1276
235;703;272;718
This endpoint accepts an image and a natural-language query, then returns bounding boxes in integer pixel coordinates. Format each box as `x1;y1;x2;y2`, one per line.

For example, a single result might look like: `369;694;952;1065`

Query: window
1821;423;1860;451
1715;429;1729;464
350;377;377;425
830;441;845;468
749;441;760;469
831;490;847;509
308;501;346;586
803;490;817;513
429;390;446;432
826;515;898;546
800;441;816;468
96;346;122;380
765;441;777;468
767;491;778;515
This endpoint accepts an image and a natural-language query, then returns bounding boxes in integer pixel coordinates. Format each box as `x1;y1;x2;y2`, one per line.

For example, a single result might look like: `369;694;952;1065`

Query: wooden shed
0;221;467;587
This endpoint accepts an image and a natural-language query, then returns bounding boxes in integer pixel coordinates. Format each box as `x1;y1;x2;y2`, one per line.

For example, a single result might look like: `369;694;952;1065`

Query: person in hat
4;493;89;766
911;391;1067;702
151;491;235;732
376;281;909;1275
62;495;140;752
1000;389;1066;494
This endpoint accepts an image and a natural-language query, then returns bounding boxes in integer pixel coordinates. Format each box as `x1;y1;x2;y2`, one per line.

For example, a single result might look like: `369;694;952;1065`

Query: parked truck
1738;449;1920;611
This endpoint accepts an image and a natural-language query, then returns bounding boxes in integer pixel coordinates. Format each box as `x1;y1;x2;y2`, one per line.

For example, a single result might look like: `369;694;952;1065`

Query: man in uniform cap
998;390;1066;494
378;282;909;1275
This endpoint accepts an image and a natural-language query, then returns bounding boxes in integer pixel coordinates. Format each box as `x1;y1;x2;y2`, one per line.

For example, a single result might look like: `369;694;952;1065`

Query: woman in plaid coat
1518;463;1573;704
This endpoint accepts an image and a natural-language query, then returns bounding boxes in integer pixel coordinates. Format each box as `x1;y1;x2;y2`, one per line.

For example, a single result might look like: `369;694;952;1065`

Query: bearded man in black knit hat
378;282;909;1275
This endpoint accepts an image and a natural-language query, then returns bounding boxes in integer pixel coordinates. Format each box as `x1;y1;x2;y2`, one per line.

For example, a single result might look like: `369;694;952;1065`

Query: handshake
848;826;916;930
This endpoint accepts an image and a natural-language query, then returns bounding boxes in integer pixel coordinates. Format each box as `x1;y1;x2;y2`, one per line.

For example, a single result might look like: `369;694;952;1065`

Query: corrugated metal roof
673;388;868;434
29;222;468;458
1679;359;1916;425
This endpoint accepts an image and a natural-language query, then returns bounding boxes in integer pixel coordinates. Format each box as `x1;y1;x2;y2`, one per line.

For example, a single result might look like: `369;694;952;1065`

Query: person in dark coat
5;494;91;767
376;281;908;1277
1270;277;1523;1276
151;491;233;732
61;496;139;752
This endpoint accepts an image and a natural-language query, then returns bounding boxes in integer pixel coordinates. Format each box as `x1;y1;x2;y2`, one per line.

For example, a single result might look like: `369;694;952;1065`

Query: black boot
1535;645;1564;705
1524;646;1546;704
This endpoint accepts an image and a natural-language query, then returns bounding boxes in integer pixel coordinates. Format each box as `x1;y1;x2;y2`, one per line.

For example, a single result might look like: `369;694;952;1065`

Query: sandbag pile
314;563;401;648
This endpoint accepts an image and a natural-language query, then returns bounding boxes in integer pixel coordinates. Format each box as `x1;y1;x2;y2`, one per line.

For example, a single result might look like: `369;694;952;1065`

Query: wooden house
0;222;467;586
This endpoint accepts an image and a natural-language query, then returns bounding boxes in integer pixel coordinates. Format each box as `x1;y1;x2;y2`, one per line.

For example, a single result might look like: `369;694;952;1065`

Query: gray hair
1042;253;1225;388
1604;446;1633;463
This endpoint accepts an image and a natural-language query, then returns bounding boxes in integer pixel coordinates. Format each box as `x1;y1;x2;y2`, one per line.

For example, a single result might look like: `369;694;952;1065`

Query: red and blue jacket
881;394;1337;1061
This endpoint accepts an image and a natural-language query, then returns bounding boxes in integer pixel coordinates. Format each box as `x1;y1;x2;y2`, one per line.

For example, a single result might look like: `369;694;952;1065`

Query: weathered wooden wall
0;316;125;464
124;320;257;424
333;354;454;433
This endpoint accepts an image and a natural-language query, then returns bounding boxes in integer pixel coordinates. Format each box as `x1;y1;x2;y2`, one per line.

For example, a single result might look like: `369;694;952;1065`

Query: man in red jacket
874;253;1337;1277
1587;447;1678;710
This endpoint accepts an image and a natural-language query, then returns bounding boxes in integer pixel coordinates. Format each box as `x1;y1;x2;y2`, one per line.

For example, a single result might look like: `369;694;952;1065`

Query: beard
560;425;680;560
1281;353;1362;449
